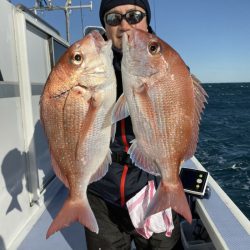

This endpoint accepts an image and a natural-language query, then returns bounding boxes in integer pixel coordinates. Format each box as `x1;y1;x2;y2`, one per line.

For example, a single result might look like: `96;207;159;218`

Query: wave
196;82;250;219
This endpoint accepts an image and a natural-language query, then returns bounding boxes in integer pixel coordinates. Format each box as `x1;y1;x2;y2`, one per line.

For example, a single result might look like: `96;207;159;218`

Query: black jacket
88;48;159;207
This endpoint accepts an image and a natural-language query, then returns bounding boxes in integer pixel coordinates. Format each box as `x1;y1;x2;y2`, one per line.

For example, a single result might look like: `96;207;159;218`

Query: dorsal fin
185;74;208;159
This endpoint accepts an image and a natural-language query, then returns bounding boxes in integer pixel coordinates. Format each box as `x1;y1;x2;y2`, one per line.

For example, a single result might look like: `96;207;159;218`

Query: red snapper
40;31;116;238
113;29;207;223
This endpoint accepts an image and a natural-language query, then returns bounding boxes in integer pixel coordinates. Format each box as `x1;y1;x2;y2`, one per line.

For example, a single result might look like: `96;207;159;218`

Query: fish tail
145;180;192;224
46;198;98;239
6;196;22;214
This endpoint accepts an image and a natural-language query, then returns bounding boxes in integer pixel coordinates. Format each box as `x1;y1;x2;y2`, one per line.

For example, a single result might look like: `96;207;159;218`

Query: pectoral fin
112;93;130;123
111;123;116;142
128;139;160;176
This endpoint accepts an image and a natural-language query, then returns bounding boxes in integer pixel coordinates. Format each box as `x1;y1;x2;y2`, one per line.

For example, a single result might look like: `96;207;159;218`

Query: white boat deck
15;186;88;250
9;157;249;250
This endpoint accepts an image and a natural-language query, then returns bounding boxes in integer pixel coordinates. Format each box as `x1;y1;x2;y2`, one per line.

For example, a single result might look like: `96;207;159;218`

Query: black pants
85;192;183;250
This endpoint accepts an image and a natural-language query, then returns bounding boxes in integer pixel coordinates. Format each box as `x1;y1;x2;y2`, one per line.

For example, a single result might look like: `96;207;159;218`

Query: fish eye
148;41;161;55
72;52;83;65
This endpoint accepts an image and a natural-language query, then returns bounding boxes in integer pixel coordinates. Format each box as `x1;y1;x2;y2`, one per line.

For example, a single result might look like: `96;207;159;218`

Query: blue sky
11;0;250;83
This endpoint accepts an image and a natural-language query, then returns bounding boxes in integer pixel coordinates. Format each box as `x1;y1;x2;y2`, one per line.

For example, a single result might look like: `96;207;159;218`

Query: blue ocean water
195;82;250;220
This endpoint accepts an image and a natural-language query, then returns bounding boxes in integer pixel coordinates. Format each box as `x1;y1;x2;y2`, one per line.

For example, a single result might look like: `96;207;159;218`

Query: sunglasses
105;10;146;26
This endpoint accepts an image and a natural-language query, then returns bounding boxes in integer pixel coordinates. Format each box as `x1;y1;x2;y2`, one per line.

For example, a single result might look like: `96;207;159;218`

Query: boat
0;1;249;249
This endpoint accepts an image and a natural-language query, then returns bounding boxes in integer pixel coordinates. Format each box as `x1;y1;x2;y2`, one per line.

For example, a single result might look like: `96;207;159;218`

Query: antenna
30;1;93;43
152;0;157;33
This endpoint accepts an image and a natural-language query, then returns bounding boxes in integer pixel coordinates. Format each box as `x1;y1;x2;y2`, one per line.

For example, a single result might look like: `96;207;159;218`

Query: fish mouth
122;32;129;54
84;30;113;77
122;31;140;73
88;30;112;53
122;30;139;52
89;30;104;42
122;30;146;64
121;29;159;77
122;32;132;64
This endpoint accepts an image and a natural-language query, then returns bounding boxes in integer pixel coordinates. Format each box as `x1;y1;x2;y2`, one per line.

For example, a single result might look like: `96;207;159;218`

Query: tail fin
6;196;22;214
46;198;98;239
145;180;192;224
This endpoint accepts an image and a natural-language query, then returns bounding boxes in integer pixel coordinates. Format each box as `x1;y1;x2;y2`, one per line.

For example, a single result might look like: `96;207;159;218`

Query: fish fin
89;150;112;184
112;93;130;123
185;74;208;159
128;139;160;176
50;152;69;188
145;180;192;224
6;196;22;214
111;123;116;142
46;197;99;239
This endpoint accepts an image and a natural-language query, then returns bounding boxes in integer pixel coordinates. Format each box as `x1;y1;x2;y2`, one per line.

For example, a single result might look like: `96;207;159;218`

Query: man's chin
113;38;122;50
112;46;122;53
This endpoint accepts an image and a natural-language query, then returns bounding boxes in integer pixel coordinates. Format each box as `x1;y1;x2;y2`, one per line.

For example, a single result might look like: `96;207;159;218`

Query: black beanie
99;0;151;27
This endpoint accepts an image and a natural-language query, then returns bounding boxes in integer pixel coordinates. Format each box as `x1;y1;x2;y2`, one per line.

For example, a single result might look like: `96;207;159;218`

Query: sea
195;82;250;220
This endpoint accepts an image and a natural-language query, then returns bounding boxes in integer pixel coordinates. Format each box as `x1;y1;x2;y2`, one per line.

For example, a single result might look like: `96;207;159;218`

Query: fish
112;29;207;223
40;30;116;238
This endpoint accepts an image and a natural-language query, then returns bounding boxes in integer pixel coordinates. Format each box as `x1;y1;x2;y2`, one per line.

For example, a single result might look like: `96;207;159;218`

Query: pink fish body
40;31;116;238
113;29;207;223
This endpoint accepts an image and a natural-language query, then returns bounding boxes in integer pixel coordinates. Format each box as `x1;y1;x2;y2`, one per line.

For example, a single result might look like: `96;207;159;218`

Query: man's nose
120;19;131;31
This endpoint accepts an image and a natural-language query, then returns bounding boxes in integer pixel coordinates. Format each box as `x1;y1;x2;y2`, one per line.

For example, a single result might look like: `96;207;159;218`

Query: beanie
99;0;151;28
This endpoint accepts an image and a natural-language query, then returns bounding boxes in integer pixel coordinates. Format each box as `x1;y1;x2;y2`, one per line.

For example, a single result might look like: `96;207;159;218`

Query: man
86;1;183;249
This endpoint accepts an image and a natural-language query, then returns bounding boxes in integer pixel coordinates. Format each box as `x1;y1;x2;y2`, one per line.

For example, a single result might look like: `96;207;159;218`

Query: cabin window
24;24;69;199
49;38;68;67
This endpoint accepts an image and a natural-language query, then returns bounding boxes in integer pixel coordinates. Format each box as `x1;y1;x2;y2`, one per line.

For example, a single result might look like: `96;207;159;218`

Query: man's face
104;4;148;50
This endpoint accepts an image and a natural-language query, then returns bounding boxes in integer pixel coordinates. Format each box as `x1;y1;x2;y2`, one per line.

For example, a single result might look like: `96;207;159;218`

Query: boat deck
185;158;250;250
10;158;250;250
15;187;87;250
